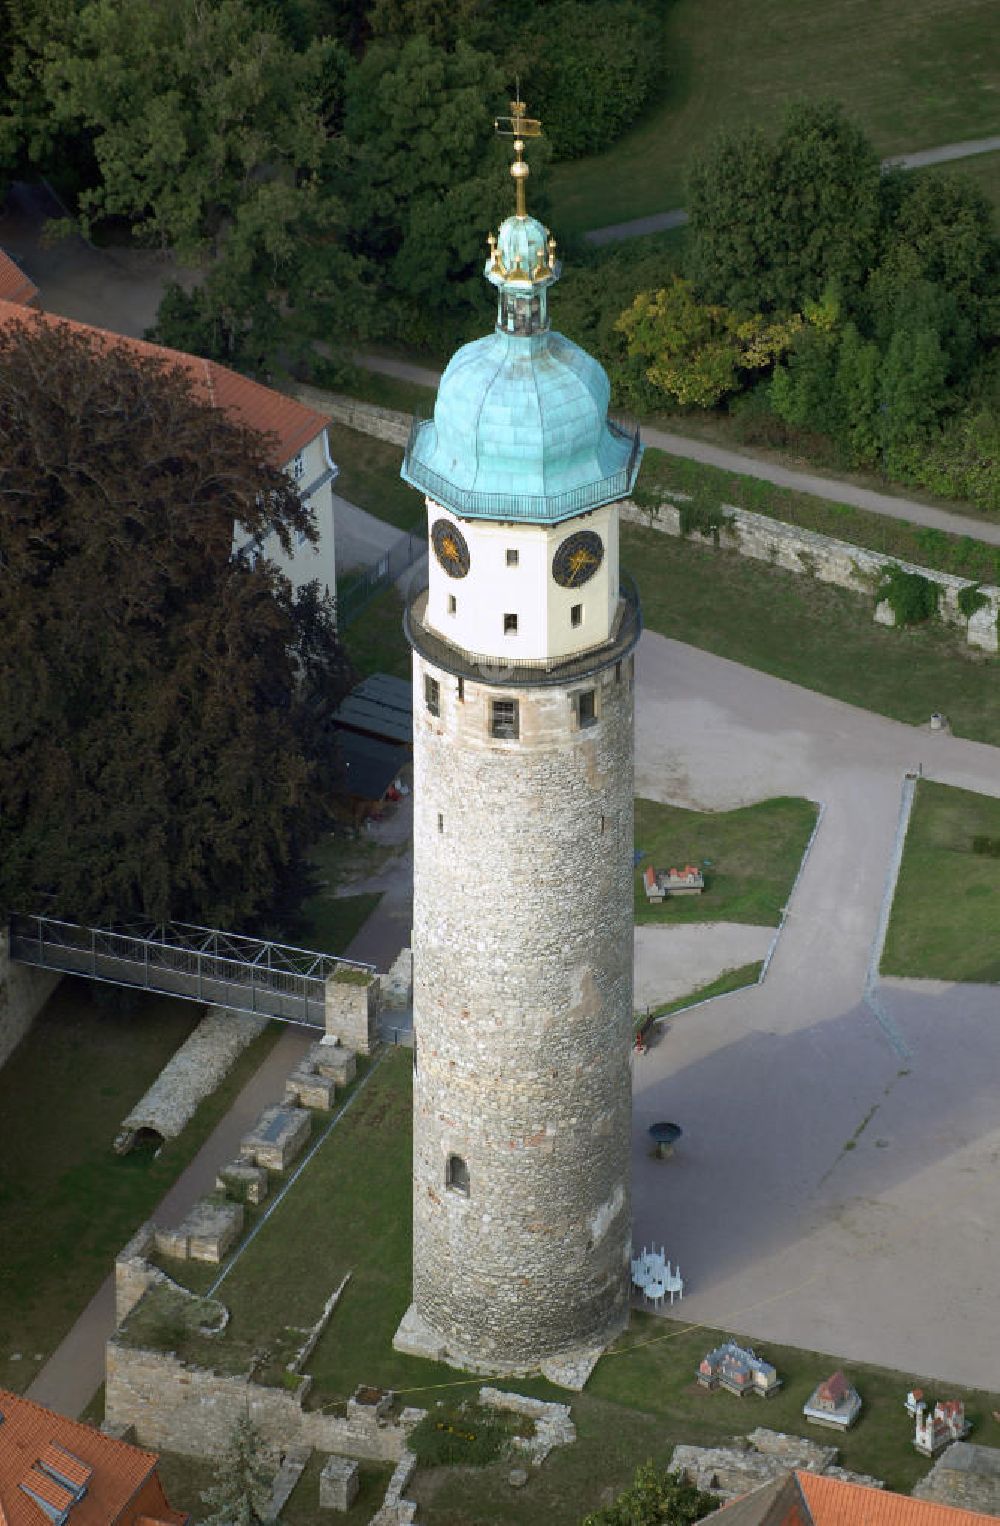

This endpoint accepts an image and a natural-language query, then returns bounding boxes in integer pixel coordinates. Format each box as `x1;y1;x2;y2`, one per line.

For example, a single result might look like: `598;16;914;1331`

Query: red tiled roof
817;1371;849;1403
0;299;327;467
796;1470;994;1526
0;251;39;307
0;1388;174;1526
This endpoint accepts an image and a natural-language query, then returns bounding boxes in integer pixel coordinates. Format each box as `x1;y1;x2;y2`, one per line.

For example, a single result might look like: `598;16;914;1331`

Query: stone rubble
479;1387;576;1465
670;1428;884;1501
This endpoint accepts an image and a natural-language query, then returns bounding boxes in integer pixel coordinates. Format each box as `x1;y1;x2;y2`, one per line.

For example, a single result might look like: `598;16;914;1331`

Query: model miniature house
698;1342;781;1398
665;864;705;894
803;1370;862;1429
914;1399;971;1457
906;1389;925;1417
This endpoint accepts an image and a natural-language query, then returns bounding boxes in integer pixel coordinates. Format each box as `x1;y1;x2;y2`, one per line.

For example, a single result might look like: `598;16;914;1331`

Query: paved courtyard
632;633;1000;1391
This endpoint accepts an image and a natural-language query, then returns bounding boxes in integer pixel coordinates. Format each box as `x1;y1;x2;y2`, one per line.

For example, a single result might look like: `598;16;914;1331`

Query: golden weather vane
494;84;541;218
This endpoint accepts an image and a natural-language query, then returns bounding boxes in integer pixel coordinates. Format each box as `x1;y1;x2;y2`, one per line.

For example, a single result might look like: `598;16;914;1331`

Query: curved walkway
356;352;1000;547
584;135;1000;245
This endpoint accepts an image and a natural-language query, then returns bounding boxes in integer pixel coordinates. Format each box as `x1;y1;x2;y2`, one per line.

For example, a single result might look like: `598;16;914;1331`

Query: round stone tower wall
410;648;635;1369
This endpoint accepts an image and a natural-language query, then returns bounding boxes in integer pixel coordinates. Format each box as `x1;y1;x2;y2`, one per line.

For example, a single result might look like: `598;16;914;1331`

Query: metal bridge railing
8;914;375;1028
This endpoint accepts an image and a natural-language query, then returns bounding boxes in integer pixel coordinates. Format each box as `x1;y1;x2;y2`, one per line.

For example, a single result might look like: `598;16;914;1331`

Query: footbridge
8;914;374;1028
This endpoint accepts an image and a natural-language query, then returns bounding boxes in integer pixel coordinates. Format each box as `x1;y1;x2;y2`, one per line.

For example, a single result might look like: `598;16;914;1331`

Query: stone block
324;971;379;1055
308;1040;357;1089
874;599;897;626
153;1225;191;1261
216;1160;269;1205
319;1454;359;1511
240;1104;311;1171
285;1069;336;1111
158;1198;243;1263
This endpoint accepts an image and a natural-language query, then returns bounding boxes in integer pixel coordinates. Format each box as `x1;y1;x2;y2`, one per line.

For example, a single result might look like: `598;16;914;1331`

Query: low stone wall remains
292;388;410;449
0;929;61;1071
116;1004;268;1149
621;499;1000;653
105;1338;421;1463
913;1441;1000;1514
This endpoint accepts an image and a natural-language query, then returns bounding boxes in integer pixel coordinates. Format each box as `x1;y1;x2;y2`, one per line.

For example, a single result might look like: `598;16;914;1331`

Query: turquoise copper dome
402;187;641;523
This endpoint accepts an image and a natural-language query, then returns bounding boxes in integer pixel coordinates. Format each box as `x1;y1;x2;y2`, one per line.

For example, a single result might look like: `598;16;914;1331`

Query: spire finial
494;90;541;219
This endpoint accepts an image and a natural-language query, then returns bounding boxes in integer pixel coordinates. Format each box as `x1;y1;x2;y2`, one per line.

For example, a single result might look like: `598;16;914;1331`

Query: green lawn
549;0;1000;234
328;423;424;534
637;449;1000;584
156;1449;392;1526
635;797;817;925
0;982;280;1394
124;1053;1000;1523
625;524;1000;746
882;779;1000;981
342;585;410;679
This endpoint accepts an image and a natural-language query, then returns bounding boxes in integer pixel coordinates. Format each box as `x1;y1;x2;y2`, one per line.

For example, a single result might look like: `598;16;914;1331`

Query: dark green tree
0;316;353;929
200;1411;275;1526
582;1462;717;1526
686;100;881;314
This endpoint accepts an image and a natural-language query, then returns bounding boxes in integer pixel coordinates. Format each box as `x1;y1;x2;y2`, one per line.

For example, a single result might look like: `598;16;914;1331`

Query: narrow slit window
615;660;622;683
437;812;444;834
457;676;465;702
571;603;583;627
446;1154;470;1195
448;594;457;614
424;675;440;716
491;699;519;739
504;612;518;635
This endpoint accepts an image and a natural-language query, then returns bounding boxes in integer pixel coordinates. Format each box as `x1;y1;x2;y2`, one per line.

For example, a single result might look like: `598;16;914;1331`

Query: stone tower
393;100;642;1383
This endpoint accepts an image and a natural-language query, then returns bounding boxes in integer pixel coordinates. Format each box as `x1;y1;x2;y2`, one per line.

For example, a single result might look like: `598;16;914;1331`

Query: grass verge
635;797;817;925
342;586;410;680
882;779;1000;981
626;524;1000;745
0;983;280;1393
549;0;1000;234
637;449;1000;585
327;423;423;535
638;962;764;1027
155;1449;392;1526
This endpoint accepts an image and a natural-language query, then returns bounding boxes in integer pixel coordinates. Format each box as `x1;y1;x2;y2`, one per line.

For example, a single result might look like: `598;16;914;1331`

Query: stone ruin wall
409;650;635;1369
105;1338;415;1464
0;929;61;1071
621;500;1000;653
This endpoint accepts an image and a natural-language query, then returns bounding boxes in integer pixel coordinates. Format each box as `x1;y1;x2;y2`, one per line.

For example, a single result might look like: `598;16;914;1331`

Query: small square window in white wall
425;675;440;716
571;603;583;627
446;1154;470;1195
504;612;518;634
506;548;519;567
491;699;519;739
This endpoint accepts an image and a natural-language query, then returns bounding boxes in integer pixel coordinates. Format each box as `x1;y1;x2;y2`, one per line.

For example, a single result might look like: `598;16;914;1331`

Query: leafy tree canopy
685;99;882;314
582;1462;717;1526
34;0;348;259
0;317;353;929
618;275;803;407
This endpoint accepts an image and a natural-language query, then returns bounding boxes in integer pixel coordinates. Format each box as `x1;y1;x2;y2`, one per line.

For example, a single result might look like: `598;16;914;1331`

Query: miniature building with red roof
0;297;338;599
915;1400;972;1458
0;1388;187;1526
802;1370;861;1430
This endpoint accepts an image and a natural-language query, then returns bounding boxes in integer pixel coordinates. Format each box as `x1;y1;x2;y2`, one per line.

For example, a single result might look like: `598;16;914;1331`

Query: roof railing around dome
403;571;642;687
401;411;642;524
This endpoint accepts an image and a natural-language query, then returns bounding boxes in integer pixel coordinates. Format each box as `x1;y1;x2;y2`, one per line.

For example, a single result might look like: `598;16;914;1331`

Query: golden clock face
553;530;604;588
431;518;471;579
